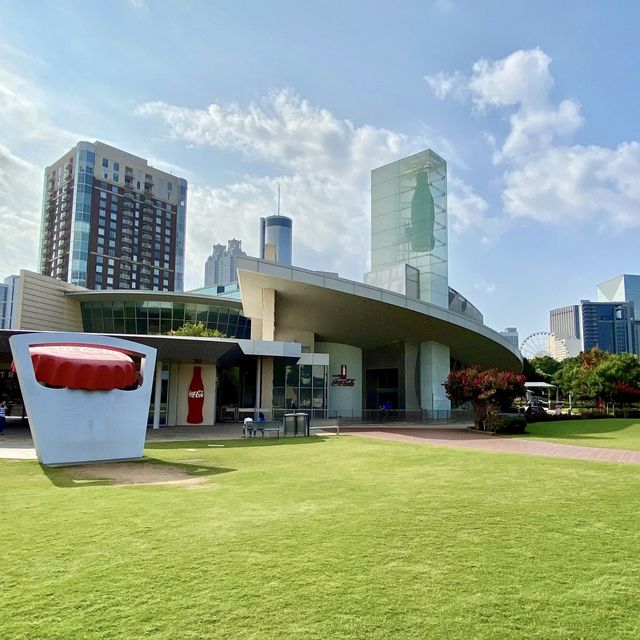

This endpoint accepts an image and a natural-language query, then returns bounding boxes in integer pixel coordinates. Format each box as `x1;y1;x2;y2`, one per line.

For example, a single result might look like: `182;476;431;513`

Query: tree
553;348;640;408
590;352;640;404
168;322;226;338
529;355;562;379
443;365;526;427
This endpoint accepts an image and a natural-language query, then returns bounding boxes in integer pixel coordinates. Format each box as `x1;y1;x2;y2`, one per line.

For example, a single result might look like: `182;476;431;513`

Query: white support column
419;341;451;414
152;359;163;429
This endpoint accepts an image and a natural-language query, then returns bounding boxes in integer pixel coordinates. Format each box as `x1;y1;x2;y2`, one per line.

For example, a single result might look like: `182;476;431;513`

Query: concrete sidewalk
0;424;249;460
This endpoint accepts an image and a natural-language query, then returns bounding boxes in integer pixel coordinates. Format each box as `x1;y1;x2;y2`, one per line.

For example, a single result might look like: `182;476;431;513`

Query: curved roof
237;257;522;372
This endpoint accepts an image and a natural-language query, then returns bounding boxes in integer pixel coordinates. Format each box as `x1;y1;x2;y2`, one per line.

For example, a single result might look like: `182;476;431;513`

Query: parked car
525;404;547;417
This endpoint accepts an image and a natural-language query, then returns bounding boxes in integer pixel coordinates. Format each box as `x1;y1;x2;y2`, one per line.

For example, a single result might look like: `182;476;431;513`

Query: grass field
2;435;640;639
525;418;640;450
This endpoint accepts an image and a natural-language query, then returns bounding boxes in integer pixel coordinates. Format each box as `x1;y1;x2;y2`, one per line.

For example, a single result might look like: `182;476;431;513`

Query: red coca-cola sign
332;364;355;387
187;365;205;424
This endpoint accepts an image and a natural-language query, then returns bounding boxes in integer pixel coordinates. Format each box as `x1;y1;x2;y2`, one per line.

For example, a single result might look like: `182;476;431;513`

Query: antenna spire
277;183;281;216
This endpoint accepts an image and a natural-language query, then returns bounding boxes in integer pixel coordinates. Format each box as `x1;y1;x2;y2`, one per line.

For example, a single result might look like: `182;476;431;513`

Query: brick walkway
344;428;640;465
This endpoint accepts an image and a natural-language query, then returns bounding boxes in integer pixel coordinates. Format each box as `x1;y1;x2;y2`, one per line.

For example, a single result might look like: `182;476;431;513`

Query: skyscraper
596;274;640;351
550;301;636;356
259;215;292;265
597;274;640;314
204;239;246;287
39;141;187;291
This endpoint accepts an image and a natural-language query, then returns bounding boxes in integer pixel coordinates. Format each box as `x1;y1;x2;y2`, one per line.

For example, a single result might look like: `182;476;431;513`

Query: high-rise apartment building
204;239;246;287
39;141;187;291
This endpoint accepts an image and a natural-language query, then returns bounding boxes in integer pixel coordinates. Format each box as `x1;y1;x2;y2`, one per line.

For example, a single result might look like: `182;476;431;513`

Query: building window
102;159;108;168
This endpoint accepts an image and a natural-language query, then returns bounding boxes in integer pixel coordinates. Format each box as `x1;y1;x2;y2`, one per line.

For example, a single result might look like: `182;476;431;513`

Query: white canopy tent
524;381;560;408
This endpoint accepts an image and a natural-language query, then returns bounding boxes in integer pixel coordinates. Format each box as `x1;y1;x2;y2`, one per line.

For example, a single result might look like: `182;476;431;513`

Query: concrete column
262;288;276;341
152;359;163;429
419;341;451;413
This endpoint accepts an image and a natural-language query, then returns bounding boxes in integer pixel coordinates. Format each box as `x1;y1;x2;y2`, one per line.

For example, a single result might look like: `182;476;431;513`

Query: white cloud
0;144;41;275
447;174;489;232
427;48;640;231
468;48;554;111
0;58;84;278
137;89;410;181
424;71;468;101
473;279;496;295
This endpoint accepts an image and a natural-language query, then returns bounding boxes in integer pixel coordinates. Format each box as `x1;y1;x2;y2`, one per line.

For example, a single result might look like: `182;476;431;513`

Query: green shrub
489;414;527;434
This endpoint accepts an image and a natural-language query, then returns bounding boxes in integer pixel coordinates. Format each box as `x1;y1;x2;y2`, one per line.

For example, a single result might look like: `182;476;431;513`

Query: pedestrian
0;401;6;435
243;416;254;438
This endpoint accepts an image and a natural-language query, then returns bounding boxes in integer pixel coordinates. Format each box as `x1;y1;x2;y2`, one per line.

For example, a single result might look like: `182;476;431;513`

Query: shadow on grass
41;456;235;489
144;436;327;451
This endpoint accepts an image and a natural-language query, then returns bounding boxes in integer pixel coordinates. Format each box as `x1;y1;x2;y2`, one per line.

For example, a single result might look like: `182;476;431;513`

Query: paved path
0;424;248;461
3;424;640;466
344;428;640;465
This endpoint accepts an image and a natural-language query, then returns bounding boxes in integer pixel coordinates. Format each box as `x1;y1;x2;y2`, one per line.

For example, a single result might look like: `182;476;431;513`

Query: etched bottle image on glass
410;171;435;253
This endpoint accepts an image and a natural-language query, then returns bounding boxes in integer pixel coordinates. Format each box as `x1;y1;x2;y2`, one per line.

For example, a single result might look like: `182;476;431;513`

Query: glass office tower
370;149;448;308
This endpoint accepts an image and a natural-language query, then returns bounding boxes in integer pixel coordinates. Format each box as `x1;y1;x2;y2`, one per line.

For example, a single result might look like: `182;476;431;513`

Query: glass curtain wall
371;149;448;308
272;360;327;418
81;300;251;338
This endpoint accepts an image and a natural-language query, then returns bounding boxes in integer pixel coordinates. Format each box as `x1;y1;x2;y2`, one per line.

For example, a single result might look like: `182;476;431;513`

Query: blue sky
1;0;639;345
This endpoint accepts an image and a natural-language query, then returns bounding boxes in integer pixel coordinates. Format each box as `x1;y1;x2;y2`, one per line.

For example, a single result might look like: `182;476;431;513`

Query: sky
1;0;639;345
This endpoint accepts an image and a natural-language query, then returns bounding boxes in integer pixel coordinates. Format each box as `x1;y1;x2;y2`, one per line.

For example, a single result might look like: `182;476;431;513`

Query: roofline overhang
236;257;522;371
64;289;243;309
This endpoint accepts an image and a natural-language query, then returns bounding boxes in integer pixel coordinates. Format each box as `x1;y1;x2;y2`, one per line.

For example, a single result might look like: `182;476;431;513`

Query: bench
309;425;340;436
245;421;280;438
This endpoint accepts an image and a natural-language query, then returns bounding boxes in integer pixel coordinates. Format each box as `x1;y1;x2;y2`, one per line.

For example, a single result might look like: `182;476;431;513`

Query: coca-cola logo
332;364;355;387
332;378;355;387
189;390;204;398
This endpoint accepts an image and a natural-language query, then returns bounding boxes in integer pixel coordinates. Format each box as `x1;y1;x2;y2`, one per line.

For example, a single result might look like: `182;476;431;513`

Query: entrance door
365;368;399;410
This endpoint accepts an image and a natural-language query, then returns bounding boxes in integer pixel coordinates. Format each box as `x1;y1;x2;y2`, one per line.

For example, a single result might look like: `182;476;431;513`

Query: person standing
0;401;6;435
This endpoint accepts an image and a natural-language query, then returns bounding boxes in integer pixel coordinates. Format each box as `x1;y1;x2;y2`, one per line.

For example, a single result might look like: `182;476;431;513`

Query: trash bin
283;412;309;436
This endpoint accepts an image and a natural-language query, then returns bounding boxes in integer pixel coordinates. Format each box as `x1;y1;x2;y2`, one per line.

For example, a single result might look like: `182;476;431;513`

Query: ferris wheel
519;331;558;360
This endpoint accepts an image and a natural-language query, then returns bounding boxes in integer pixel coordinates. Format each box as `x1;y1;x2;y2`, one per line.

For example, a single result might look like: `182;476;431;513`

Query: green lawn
525;418;640;450
2;435;640;639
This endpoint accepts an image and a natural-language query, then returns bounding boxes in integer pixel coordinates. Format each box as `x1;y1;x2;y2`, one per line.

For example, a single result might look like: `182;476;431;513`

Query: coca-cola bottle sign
187;365;205;424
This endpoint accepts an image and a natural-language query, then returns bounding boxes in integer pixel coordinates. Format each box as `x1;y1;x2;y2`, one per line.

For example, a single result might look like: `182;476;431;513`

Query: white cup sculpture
10;333;157;465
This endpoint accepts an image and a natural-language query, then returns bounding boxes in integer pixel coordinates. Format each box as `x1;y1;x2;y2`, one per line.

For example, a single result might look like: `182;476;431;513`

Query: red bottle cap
14;345;137;391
